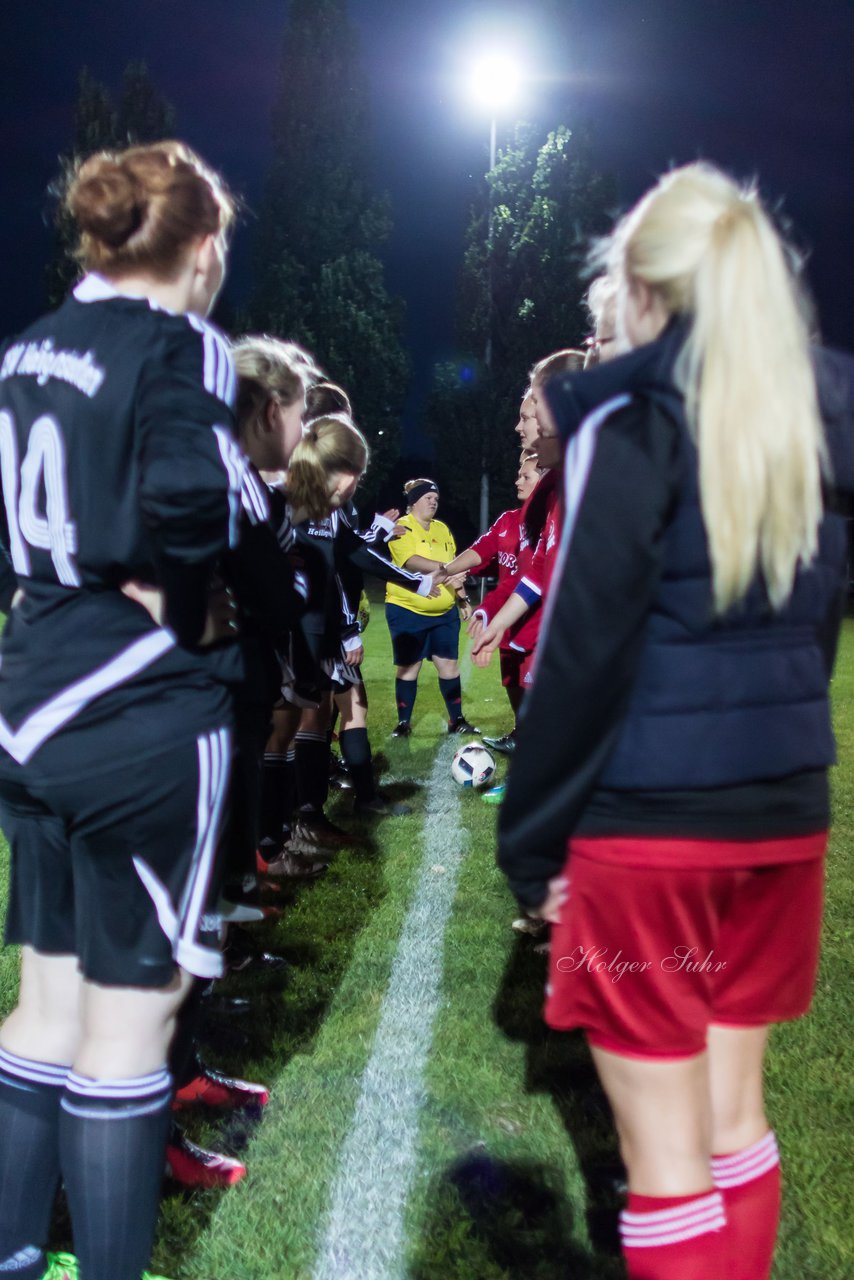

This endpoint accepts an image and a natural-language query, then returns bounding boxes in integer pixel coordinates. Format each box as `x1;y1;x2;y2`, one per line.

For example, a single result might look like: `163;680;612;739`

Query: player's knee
711;1099;768;1155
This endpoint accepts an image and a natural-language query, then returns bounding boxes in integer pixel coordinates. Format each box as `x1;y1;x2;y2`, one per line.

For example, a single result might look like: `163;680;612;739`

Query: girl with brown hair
0;140;239;1280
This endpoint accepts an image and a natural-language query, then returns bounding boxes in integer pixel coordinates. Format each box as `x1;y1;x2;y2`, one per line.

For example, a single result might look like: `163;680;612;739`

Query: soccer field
1;608;852;1280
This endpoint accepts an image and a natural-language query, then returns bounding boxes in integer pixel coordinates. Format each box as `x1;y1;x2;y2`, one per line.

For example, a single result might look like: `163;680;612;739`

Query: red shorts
499;647;535;690
545;834;827;1059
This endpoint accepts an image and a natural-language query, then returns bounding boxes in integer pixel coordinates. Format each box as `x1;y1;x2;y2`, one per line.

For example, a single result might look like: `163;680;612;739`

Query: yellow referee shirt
385;514;457;615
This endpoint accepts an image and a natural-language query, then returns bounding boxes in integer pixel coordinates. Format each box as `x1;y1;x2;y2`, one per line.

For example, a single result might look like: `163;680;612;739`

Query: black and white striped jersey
0;273;246;776
291;507;431;657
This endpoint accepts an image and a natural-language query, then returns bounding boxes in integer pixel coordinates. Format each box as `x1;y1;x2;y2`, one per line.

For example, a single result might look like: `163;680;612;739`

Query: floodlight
469;53;521;112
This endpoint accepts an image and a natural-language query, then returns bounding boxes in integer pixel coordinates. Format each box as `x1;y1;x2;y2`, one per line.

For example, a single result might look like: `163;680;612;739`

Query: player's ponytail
288;415;369;521
67;140;235;281
603;162;824;613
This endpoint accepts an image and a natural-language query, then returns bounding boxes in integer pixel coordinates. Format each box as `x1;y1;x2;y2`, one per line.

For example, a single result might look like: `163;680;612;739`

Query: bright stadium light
469;53;521;112
469;52;522;113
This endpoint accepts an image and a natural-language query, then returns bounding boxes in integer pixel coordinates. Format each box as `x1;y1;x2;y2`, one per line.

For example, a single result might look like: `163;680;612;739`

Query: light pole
468;54;521;536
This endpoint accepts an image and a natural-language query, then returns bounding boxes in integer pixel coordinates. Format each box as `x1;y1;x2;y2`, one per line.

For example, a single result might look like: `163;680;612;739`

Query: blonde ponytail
287;414;369;521
606;163;824;612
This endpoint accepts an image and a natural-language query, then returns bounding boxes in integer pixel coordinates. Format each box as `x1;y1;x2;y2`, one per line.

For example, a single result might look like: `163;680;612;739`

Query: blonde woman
498;163;852;1280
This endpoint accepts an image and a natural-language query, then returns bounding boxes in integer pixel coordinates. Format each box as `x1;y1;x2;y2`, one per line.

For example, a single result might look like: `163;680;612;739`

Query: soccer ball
451;743;496;789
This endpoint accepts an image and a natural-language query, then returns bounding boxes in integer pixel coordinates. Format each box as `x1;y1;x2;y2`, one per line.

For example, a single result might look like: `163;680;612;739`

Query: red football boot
165;1129;246;1188
174;1064;270;1110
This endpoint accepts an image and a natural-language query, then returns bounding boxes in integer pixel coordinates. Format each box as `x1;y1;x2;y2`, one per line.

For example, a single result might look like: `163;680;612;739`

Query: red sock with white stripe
620;1189;727;1279
712;1130;781;1280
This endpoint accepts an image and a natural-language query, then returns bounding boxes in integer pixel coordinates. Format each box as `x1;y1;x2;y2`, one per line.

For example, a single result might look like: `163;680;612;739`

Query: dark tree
45;64;176;308
426;123;617;524
117;60;177;146
250;0;408;506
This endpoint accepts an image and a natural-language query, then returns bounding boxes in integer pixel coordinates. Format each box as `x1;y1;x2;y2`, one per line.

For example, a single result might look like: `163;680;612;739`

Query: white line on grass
313;737;469;1280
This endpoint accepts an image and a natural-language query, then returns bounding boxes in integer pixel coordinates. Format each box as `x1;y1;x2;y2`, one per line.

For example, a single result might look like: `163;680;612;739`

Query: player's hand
470;619;501;664
382;509;407;539
459;602;473;623
531;875;568;925
467;613;485;642
427;572;443;598
344;643;364;666
445;571;468;591
470;618;501;666
121;579;165;626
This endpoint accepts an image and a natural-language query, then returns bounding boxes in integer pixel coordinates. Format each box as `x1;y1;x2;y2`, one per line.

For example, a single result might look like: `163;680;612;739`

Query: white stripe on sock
0;1047;69;1087
712;1132;779;1188
621;1192;726;1247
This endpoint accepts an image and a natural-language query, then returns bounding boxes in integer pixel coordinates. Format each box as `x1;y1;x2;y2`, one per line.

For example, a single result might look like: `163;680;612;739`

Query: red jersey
467;507;521;584
474;470;560;653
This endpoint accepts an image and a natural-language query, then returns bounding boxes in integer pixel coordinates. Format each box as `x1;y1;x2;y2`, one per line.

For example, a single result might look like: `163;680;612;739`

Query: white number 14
0;410;80;587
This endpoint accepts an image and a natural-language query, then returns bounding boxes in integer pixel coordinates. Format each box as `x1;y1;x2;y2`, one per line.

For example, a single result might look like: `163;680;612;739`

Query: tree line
45;0;615;522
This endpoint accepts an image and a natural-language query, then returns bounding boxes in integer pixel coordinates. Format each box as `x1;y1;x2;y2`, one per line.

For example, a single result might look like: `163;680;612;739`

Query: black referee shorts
1;727;232;988
385;603;461;666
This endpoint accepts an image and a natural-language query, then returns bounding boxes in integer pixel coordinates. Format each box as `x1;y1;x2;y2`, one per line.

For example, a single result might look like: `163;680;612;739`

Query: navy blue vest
553;323;851;791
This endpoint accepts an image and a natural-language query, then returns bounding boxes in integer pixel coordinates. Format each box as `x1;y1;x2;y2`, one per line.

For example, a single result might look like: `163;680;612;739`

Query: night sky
2;0;852;437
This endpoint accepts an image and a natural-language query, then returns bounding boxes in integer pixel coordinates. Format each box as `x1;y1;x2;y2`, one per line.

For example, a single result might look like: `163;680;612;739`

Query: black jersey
292;509;428;653
0;273;248;779
292;515;352;652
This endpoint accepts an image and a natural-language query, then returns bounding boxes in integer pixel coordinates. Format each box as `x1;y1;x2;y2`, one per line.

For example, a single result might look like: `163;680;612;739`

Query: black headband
406;481;439;507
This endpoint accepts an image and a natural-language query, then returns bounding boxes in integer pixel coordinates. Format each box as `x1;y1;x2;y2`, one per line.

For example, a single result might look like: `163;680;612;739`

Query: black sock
0;1047;68;1279
339;727;376;803
60;1068;173;1280
395;678;417;724
438;676;463;722
260;752;289;844
282;749;296;835
295;732;330;815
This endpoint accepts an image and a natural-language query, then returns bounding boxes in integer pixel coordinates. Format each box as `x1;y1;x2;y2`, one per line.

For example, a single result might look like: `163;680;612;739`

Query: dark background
2;0;852;439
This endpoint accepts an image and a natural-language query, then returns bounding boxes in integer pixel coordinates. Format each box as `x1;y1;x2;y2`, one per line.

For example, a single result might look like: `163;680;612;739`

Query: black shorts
385;603;460;666
1;727;232;988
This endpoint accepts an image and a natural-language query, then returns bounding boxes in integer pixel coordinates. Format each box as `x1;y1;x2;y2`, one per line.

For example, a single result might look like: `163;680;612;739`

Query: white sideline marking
313;738;468;1280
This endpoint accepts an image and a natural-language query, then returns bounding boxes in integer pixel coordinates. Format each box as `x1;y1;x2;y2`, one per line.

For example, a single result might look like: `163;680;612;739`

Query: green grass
1;599;852;1279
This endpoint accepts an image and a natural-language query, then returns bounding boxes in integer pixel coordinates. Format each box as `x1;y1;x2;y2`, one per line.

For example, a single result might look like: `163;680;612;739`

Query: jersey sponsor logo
497;550;517;571
0;339;105;398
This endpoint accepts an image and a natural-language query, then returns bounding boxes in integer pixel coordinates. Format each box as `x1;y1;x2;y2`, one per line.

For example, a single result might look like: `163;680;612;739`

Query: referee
385;478;478;737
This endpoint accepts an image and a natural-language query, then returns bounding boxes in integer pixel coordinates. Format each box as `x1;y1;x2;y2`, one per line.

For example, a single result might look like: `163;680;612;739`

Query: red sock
712;1130;781;1280
620;1189;727;1279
